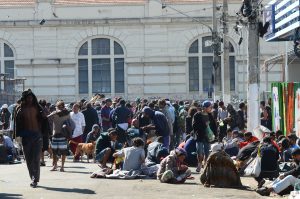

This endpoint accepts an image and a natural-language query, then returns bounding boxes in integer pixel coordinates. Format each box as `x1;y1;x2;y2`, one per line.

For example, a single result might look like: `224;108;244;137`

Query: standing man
218;101;228;141
112;99;131;144
70;103;85;161
101;98;113;132
48;101;70;172
192;101;213;173
1;104;10;130
82;103;98;142
14;89;48;188
159;100;174;149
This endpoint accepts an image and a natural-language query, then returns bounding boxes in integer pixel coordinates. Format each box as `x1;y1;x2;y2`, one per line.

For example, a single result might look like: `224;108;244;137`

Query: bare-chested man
15;89;47;188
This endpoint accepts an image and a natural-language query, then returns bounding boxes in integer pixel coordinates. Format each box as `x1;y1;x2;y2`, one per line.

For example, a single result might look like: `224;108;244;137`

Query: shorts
196;141;210;157
51;136;68;156
95;148;111;162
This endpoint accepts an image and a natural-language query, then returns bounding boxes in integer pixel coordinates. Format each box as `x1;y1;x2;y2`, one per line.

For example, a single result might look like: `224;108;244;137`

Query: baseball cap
202;100;212;108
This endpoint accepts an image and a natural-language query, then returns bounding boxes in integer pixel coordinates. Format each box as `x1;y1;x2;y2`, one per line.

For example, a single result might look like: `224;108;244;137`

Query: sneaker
256;187;270;196
196;166;201;173
40;162;46;166
161;170;174;182
30;181;38;188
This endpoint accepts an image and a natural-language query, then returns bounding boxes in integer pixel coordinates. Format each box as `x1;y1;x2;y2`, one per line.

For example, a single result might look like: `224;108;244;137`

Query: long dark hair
20;89;41;110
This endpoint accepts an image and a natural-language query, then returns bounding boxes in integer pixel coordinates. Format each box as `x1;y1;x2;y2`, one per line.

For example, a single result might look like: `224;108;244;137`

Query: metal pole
222;0;230;104
247;0;260;132
212;0;218;101
285;41;289;82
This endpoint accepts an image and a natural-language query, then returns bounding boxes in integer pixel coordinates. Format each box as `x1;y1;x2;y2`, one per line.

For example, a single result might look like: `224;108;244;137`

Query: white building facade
0;0;285;102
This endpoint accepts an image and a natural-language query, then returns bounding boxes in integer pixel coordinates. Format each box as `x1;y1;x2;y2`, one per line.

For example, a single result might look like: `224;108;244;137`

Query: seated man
257;148;300;196
113;137;145;171
223;129;240;157
183;135;197;167
86;124;101;143
239;132;259;149
95;129;119;168
200;143;242;188
0;133;15;161
157;147;191;184
126;119;145;146
145;136;169;167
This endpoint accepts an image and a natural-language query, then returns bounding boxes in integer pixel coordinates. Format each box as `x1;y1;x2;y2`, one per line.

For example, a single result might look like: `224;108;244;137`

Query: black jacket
82;107;99;135
284;161;300;178
192;112;208;142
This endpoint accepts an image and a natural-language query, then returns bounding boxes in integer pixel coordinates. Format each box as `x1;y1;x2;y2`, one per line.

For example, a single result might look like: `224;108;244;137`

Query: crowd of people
0;89;299;197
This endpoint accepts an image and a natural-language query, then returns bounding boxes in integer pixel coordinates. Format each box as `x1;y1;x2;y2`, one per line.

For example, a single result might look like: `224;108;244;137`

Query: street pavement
0;157;284;199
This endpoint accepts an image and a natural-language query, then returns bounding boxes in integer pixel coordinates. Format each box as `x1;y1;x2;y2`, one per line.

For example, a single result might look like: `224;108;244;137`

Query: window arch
78;38;125;95
188;36;236;92
0;42;15;93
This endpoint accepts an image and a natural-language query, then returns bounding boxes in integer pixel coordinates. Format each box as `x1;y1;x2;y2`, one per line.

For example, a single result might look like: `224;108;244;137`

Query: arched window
188;36;235;92
0;42;15;93
78;38;125;95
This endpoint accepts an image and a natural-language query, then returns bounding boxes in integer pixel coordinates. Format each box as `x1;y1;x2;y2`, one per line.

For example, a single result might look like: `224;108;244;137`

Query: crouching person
157;147;191;184
95;128;118;168
200;143;242;188
257;148;300;196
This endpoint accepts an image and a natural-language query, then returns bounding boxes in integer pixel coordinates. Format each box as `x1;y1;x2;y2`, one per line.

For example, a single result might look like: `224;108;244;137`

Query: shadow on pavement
0;193;23;199
39;186;96;194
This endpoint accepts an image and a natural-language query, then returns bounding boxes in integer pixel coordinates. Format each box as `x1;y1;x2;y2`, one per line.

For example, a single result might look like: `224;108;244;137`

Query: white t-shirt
70;112;86;138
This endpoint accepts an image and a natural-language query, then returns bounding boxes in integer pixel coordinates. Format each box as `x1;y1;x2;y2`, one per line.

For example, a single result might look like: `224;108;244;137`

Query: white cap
210;143;223;152
1;104;8;109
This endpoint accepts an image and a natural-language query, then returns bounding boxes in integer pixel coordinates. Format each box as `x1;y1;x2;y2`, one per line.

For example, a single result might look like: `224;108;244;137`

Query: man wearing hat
192;100;216;173
257;148;300;196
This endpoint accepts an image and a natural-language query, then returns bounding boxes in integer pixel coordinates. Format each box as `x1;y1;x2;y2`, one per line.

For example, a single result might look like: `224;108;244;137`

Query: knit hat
175;147;187;156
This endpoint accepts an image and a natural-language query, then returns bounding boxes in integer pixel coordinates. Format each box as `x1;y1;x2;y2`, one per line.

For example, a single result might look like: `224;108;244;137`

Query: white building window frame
187;35;236;94
0;40;15;78
77;36;126;99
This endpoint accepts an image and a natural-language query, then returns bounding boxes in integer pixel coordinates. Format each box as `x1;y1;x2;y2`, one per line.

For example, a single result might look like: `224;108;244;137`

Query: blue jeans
163;136;170;151
196;141;210;157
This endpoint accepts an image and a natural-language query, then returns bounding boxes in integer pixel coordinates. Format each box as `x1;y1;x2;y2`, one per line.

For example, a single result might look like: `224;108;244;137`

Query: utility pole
212;0;219;101
247;0;260;132
222;0;231;104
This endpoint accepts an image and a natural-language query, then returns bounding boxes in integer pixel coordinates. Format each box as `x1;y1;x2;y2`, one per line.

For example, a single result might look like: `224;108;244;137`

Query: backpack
62;119;75;139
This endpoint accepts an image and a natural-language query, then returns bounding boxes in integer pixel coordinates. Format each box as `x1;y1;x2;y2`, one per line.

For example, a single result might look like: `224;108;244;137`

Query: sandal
50;166;58;171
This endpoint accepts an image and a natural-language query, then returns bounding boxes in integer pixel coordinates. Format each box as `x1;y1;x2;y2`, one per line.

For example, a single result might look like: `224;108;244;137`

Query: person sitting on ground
113;137;145;171
223;129;240;157
86;124;101;143
200;143;242;188
126;119;145;146
157;147;191;184
95;129;119;168
183;135;197;166
145;136;169;167
256;148;300;196
235;140;260;170
287;134;299;150
252;136;279;188
239;132;259;149
279;138;292;162
0;133;15;160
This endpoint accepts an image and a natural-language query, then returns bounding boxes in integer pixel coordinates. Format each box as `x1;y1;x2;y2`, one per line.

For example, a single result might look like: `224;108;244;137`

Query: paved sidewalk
0;158;280;199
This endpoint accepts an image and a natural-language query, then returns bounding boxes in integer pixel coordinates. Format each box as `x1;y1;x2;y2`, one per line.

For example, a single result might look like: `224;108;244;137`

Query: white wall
0;1;287;102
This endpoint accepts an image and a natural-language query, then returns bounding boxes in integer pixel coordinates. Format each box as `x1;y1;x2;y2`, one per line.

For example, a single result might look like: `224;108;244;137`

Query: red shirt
239;136;259;148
